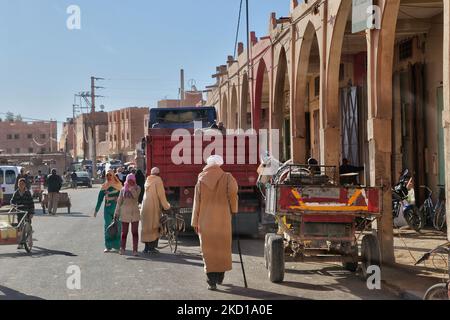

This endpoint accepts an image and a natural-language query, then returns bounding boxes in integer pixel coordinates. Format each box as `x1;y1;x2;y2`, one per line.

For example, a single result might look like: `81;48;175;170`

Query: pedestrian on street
94;170;123;253
135;169;146;204
191;155;239;291
46;169;63;215
114;174;141;256
140;167;171;254
10;178;35;249
71;171;78;189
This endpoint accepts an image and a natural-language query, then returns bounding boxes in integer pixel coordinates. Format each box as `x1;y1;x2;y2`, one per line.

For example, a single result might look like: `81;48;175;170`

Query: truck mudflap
266;185;382;216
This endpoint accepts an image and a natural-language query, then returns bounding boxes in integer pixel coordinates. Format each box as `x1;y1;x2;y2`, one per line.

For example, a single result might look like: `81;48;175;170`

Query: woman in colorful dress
94;170;123;253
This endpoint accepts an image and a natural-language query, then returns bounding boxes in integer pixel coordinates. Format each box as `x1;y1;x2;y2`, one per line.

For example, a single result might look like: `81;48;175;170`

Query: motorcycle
392;169;424;232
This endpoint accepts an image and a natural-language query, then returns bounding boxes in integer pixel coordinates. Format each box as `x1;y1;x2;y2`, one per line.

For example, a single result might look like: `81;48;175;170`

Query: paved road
0;186;398;300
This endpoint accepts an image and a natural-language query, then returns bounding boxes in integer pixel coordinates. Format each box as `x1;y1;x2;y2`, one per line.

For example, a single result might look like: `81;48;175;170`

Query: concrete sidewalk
381;228;449;300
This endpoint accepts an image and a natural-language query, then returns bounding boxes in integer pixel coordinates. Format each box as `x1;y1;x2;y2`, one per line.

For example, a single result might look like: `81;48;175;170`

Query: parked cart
41;192;72;214
263;164;383;283
0;205;33;253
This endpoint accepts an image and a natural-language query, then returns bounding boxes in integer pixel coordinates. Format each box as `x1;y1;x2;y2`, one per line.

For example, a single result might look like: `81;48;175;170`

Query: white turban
206;155;224;167
151;167;160;175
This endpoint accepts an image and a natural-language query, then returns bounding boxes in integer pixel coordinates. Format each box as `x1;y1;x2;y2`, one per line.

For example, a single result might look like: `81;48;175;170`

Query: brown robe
192;165;239;273
140;175;170;243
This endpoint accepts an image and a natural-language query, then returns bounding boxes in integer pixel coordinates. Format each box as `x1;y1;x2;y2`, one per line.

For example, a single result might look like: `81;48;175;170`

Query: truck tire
267;234;285;283
343;245;359;272
361;234;381;279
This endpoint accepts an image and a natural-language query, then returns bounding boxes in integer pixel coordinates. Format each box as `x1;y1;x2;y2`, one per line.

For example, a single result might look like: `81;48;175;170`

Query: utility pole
245;0;254;130
90;76;105;179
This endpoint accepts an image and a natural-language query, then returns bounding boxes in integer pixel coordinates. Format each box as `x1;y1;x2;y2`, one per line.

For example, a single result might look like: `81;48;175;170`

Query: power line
234;0;244;59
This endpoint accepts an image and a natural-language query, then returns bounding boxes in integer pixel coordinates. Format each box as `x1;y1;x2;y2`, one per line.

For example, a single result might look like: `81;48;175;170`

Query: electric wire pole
90;76;105;179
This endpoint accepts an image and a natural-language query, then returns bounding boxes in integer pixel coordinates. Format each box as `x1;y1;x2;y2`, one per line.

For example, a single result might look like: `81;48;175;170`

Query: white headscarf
206;155;224;167
151;167;160;175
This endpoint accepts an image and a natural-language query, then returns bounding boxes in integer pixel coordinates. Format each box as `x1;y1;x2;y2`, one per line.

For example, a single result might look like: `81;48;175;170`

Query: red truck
144;107;261;235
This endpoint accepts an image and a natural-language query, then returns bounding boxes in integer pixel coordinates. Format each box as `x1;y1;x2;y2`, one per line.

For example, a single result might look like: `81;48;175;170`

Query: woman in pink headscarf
114;173;141;256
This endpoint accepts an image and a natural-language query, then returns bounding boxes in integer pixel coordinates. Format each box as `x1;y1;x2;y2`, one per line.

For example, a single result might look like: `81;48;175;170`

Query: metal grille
340;86;360;165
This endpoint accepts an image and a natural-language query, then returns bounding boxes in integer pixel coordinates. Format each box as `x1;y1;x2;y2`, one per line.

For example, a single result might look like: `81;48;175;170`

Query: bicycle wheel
424;283;449;300
22;222;33;253
433;202;447;231
167;229;178;254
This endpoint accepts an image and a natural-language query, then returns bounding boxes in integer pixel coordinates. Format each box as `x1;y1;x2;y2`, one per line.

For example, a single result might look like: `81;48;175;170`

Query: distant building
74;112;108;161
158;89;204;108
0;120;57;155
59;118;75;156
106;107;149;162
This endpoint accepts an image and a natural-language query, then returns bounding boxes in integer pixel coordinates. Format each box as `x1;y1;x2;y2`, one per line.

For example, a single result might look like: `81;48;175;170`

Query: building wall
74;112;108;160
59;119;75;155
0;120;57;154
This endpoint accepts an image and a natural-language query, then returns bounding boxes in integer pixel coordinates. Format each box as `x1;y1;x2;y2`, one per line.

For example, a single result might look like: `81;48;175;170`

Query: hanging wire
233;0;244;59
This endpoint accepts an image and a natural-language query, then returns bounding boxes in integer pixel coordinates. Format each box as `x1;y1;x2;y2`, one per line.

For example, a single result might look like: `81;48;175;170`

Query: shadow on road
220;284;307;300
0;246;77;259
0;286;44;300
126;252;204;268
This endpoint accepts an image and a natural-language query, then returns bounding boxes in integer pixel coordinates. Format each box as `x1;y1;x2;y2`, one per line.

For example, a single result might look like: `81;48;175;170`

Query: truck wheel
361;234;381;279
343;245;359;272
264;233;274;269
267;234;285;283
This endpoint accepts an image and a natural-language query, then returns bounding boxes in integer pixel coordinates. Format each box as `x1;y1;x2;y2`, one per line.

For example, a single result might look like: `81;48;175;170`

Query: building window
127;133;130;140
6;148;11;154
41;134;46;139
27;133;33;139
14;134;20;139
399;39;413;61
114;135;117;141
15;148;20;153
6;134;12;140
28;148;34;153
41;148;46;153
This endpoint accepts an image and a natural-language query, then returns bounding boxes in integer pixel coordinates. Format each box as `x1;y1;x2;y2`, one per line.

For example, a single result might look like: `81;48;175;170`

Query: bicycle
416;242;450;300
419;185;446;231
0;204;33;253
159;209;185;254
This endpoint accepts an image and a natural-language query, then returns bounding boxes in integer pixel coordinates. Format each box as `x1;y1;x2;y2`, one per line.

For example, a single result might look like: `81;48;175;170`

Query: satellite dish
100;105;105;111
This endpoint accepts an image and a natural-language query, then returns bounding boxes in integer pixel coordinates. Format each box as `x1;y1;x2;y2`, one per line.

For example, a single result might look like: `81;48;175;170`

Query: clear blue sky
0;0;290;130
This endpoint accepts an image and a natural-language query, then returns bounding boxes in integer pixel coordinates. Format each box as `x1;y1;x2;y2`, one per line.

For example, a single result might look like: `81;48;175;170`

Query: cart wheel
343;246;359;272
22;222;33;254
361;234;381;279
267;234;285;283
264;234;273;269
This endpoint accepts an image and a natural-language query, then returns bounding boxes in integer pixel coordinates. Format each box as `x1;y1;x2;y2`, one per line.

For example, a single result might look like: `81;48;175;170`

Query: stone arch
221;93;228;124
293;21;320;163
240;73;251;130
229;85;239;129
254;59;270;131
273;46;291;162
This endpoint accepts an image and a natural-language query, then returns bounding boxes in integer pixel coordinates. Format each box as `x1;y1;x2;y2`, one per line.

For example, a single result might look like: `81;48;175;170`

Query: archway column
366;0;401;265
443;1;450;242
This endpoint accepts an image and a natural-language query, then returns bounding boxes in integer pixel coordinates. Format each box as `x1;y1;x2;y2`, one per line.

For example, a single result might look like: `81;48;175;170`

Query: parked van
0;166;21;203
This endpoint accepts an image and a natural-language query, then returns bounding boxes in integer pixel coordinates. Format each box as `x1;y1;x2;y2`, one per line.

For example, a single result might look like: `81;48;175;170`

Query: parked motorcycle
392;169;424;232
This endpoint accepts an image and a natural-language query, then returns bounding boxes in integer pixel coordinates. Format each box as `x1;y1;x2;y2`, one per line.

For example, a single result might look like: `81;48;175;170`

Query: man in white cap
192;155;239;290
140;167;171;254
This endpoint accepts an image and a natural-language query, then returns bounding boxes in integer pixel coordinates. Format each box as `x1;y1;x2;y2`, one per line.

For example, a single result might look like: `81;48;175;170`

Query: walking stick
233;217;248;288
